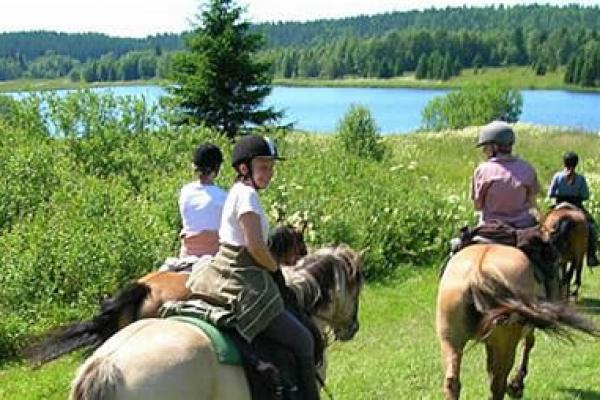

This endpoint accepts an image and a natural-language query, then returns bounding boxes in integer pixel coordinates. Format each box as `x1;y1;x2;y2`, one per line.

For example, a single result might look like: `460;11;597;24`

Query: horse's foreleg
562;261;576;299
440;339;464;400
507;330;535;399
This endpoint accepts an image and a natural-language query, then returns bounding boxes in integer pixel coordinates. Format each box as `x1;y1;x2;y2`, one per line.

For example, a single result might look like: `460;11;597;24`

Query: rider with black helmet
187;135;320;400
178;143;227;257
548;151;598;266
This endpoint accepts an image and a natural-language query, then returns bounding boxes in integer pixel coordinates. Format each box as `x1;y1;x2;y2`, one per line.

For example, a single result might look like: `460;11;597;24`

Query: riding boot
544;277;561;302
296;356;320;400
587;222;599;267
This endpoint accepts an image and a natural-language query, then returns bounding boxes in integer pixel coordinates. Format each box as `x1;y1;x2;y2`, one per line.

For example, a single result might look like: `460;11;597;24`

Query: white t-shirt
179;182;227;236
219;182;269;247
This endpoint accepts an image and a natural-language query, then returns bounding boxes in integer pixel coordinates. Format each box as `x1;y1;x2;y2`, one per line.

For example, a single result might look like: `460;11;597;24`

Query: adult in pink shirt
471;121;540;229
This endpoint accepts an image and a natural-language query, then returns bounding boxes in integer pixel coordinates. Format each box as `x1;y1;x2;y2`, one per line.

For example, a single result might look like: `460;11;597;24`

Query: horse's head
541;205;588;259
268;224;308;266
290;244;364;342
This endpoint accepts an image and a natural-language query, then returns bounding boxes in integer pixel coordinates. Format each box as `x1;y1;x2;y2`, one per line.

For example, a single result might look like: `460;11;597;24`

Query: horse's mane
283;244;362;313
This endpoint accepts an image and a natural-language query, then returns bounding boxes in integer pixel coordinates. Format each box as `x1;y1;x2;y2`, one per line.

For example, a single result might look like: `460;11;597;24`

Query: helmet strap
237;161;260;190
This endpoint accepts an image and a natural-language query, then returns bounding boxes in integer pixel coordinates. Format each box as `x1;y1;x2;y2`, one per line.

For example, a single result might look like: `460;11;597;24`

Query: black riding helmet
563;151;579;168
193;143;223;175
231;135;284;169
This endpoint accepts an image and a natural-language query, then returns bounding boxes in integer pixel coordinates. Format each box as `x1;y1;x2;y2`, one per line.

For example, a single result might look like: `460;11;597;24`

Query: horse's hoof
507;382;524;399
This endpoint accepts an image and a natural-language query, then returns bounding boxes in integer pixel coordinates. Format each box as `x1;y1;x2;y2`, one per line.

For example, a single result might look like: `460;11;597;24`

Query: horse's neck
555;202;579;211
283;268;322;312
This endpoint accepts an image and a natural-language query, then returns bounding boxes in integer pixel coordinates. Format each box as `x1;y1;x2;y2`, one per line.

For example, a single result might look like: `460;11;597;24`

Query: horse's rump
459;245;598;340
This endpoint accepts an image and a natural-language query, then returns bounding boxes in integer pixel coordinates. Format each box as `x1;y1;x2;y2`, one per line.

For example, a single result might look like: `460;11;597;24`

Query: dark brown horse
541;203;589;298
28;224;307;365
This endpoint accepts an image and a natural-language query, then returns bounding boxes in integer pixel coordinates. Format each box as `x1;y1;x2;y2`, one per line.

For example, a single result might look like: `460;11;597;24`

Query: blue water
9;85;600;134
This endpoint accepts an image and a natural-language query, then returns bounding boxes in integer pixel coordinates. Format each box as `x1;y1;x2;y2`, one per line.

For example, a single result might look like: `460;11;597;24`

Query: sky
1;0;599;38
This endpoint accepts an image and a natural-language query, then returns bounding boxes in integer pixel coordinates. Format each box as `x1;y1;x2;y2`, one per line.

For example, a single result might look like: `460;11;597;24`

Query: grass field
0;78;167;93
274;66;600;92
1;265;599;399
1;113;599;399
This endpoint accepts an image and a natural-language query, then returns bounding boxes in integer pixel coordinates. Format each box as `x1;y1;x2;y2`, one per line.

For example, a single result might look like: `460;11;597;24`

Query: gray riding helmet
476;121;515;147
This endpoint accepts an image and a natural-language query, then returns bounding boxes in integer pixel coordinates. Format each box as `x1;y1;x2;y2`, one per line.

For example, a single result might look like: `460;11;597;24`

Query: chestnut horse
436;242;598;400
69;245;363;400
28;224;307;365
541;203;589;298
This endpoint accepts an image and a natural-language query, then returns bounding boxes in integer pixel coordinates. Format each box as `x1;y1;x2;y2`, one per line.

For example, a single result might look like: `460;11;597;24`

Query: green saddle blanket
167;315;242;365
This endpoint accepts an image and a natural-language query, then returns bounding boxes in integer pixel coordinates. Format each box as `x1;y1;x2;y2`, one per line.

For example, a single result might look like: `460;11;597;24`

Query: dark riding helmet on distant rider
476;120;515;147
563;151;579;168
231;135;284;170
193;143;223;175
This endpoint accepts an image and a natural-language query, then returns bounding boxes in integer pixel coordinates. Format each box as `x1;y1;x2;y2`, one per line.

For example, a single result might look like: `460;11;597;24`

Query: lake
12;85;600;134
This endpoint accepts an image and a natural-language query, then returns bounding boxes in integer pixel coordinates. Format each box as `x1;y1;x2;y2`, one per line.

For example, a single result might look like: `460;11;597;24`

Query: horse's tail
69;356;123;400
26;282;150;365
471;273;599;340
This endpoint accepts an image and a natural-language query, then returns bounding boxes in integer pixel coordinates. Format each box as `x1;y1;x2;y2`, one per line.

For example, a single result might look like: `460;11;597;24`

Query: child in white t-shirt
178;143;226;257
187;135;319;400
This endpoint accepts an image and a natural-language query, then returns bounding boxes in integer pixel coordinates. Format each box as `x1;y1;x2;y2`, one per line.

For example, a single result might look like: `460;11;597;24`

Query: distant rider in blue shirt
548;151;598;267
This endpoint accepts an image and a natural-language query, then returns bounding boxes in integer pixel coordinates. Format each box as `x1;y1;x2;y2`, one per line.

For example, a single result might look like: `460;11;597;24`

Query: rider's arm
547;173;559;199
470;171;485;210
527;172;541;208
239;212;278;272
580;175;590;201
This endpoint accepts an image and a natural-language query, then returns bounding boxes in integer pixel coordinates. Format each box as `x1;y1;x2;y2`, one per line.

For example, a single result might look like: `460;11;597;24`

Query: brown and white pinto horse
69;245;364;400
28;224;307;365
436;241;598;400
541;203;589;298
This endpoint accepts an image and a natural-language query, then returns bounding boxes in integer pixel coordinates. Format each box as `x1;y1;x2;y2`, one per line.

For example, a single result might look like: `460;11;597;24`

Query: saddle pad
167;315;242;365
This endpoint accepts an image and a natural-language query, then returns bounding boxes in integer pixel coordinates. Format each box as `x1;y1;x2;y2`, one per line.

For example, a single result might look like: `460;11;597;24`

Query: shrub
335;105;384;161
421;84;523;131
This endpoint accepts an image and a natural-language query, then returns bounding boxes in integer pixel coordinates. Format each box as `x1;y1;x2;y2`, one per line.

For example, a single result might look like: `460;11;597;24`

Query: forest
1;4;600;86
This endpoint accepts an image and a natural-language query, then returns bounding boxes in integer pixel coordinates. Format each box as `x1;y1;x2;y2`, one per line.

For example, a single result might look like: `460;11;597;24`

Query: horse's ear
274;204;285;224
299;218;309;234
358;247;369;259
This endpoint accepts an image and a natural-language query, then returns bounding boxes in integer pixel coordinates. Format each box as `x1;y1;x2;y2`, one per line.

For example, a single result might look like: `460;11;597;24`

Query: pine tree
166;0;280;138
415;54;428;79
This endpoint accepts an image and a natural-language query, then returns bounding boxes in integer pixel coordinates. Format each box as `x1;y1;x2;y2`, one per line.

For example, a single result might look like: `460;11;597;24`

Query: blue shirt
548;170;589;204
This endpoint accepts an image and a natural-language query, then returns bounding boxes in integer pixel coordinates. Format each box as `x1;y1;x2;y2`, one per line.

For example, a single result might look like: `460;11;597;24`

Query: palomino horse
28;224;307;365
69;245;363;400
437;243;598;400
541;203;589;298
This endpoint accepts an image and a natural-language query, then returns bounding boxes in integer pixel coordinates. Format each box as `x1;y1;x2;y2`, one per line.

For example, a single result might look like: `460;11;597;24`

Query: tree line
264;27;598;83
253;4;600;48
2;5;600;86
0;49;171;82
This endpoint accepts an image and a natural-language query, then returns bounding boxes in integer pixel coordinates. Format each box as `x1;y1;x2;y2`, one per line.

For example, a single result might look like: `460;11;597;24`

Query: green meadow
0;92;599;398
275;66;600;92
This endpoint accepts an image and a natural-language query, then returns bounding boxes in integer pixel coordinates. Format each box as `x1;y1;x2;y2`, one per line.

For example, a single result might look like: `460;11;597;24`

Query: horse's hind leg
573;261;583;298
507;330;535;399
485;326;521;400
440;338;465;400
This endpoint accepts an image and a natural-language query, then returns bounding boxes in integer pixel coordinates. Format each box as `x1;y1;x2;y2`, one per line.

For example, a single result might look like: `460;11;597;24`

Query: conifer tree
167;0;280;138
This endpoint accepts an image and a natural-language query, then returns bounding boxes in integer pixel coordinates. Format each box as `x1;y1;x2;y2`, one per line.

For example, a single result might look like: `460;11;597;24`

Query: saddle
160;271;324;400
453;220;560;282
158;255;212;273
